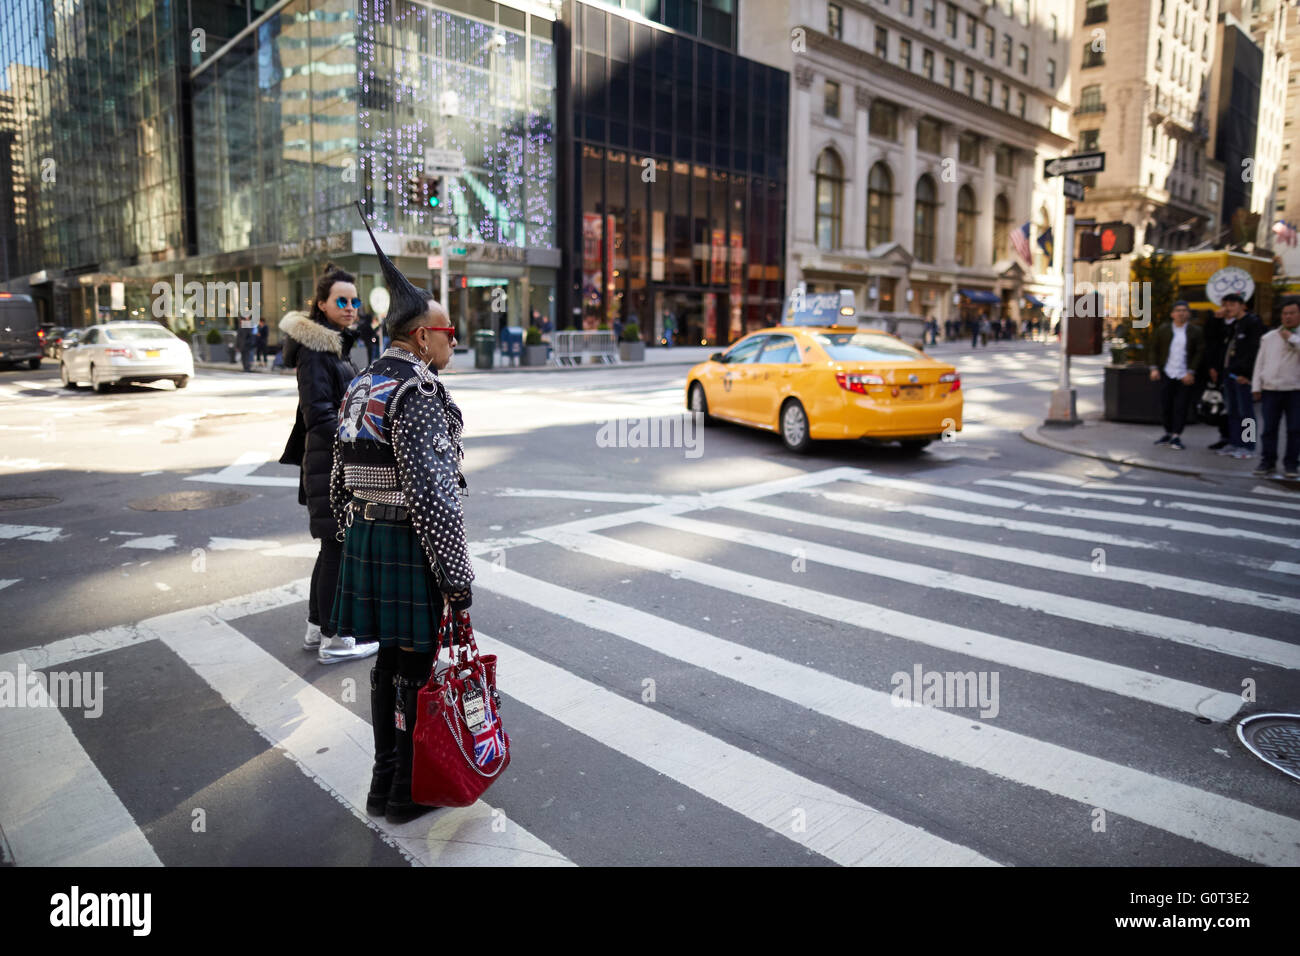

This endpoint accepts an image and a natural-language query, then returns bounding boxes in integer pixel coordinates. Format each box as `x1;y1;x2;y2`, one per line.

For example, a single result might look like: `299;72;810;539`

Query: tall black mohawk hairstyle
354;200;433;337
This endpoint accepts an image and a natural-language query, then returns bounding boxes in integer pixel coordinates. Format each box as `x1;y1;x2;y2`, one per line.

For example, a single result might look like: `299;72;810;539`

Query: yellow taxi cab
685;290;961;453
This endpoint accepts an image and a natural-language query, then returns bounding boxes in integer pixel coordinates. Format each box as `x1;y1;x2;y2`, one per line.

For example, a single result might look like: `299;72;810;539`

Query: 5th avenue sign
1043;152;1105;178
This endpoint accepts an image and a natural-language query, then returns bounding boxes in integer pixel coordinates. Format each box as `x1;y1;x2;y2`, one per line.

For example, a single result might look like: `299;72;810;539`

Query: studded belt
348;499;409;523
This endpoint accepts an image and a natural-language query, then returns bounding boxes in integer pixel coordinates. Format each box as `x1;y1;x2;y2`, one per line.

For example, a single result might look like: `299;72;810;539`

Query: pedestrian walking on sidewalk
255;317;270;366
1148;301;1204;451
278;264;377;666
1219;292;1264;459
1251;296;1300;478
330;204;475;824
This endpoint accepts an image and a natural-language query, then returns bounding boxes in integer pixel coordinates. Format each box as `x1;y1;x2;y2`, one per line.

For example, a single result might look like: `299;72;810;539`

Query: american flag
1010;222;1033;266
1272;220;1297;247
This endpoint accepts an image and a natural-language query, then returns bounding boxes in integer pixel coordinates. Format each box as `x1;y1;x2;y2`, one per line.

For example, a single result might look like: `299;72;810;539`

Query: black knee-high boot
366;665;398;816
386;670;437;824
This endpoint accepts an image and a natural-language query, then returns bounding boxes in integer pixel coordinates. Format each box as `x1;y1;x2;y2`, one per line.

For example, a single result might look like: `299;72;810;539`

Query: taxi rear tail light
940;372;960;392
835;371;884;394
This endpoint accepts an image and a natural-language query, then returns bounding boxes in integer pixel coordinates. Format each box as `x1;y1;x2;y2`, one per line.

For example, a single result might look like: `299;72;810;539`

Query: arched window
956;185;977;266
914;174;937;263
993;194;1011;262
815;149;844;250
866;162;894;248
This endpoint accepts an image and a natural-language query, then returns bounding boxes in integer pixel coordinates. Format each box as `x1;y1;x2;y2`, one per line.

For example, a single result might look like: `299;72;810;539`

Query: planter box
522;344;550;366
619;341;646;362
1103;364;1162;424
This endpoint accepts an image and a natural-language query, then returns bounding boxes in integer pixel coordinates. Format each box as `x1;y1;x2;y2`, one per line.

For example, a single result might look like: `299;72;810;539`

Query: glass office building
560;0;785;347
192;0;558;333
2;0;558;335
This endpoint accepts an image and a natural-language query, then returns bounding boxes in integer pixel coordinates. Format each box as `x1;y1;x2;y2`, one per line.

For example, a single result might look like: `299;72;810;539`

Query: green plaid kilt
329;515;448;652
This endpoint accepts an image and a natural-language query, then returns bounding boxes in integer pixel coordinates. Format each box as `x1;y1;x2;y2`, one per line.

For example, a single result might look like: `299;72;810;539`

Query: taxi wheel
779;399;812;454
688;382;711;422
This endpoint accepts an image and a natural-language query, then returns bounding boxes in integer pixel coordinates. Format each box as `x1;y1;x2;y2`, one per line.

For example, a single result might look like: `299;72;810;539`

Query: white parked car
60;322;194;392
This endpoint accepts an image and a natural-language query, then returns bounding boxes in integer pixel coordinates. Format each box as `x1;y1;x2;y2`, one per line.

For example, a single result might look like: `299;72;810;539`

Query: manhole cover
0;496;60;512
1237;712;1300;781
128;489;252;512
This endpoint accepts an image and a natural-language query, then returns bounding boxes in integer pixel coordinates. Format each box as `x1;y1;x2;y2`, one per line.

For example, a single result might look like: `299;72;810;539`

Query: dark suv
0;293;42;370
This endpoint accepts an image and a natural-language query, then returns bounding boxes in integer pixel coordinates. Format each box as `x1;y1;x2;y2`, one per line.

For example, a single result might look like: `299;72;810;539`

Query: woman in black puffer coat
279;263;378;665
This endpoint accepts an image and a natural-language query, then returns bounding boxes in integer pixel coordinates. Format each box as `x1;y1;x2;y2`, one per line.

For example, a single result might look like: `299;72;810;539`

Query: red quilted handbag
411;604;510;807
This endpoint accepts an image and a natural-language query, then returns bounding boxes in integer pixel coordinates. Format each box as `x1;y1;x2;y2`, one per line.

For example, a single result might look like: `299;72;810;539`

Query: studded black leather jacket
330;346;473;606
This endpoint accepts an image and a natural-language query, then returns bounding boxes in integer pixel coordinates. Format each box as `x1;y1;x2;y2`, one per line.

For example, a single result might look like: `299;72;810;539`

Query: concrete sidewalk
1024;415;1298;484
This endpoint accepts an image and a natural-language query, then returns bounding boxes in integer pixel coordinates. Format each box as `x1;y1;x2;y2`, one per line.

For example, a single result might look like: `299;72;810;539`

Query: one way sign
1043;151;1105;178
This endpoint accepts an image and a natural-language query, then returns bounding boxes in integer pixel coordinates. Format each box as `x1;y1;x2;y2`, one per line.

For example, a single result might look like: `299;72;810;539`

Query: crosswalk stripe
797;488;1164;550
975;479;1147;504
467;627;998;867
1269;560;1300;575
528;528;1242;718
645;513;1299;670
1163;500;1300;525
726;499;1300;614
0;523;61;542
841;473;1300;548
1018;472;1300;512
0;650;161;866
473;559;1295;866
0;579;18;591
142;609;572;867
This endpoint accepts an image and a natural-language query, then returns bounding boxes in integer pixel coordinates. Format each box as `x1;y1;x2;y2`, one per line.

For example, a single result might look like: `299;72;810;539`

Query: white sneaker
318;635;379;665
303;621;322;650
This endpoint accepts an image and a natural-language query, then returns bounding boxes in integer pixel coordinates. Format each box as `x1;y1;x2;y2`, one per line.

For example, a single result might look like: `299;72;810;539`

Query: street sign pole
1046;176;1080;425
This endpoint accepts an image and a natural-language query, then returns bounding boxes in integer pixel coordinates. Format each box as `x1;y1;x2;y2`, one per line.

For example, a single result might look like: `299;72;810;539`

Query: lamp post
1046;177;1079;425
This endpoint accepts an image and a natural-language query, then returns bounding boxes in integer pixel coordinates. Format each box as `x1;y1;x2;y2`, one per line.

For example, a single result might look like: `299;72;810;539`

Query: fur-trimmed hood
280;310;353;368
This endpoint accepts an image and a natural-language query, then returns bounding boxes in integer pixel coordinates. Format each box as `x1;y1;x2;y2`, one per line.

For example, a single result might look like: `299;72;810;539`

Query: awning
1023;293;1045;307
959;288;1001;304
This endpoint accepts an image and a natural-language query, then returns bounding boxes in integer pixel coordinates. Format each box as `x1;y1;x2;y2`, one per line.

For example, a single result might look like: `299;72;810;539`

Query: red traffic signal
1098;222;1134;255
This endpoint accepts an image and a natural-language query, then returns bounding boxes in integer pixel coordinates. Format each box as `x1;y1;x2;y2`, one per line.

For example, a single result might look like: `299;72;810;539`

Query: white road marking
474;559;1295;866
643;513;1299;670
495;488;680;504
185;450;297;487
119;535;177;550
467;625;996;866
1022;472;1300;512
142;610;571;867
0;649;161;866
528;527;1243;717
727;499;1300;614
839;473;1300;548
974;478;1147;504
1268;560;1300;576
796;488;1163;550
1161;500;1300;525
0;579;18;590
155;582;171;591
109;530;141;535
258;543;322;558
0;457;65;470
0;523;61;542
207;536;281;551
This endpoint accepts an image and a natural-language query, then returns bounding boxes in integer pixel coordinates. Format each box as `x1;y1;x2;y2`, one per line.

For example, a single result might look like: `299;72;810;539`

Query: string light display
356;0;555;247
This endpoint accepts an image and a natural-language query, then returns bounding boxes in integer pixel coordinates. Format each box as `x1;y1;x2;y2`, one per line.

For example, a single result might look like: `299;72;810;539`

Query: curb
1020;423;1284;482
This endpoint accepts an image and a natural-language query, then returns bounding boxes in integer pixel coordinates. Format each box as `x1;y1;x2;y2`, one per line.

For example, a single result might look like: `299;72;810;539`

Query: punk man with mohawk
329;202;473;824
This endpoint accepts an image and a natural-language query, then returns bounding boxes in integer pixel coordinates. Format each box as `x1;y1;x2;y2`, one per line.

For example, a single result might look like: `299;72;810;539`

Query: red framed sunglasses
415;325;457;337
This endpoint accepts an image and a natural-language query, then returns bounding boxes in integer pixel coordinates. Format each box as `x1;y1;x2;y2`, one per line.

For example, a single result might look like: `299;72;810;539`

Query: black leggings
378;645;433;683
308;535;343;637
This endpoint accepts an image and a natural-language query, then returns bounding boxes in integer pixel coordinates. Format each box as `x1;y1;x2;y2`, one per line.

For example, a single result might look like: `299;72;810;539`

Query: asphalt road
1;342;1297;867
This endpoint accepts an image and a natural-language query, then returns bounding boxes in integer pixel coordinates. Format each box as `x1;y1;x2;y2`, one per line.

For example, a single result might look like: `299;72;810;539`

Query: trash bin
474;329;496;369
499;326;523;367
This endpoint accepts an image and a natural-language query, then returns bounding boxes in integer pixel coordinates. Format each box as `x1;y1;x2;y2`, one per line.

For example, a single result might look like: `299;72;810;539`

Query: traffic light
406;173;423;206
427;176;442;209
1074;221;1135;261
1098;222;1134;256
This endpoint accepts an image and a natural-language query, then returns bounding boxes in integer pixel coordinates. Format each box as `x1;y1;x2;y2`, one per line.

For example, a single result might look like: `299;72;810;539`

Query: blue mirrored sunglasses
335;296;362;310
